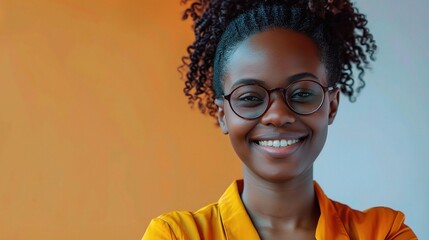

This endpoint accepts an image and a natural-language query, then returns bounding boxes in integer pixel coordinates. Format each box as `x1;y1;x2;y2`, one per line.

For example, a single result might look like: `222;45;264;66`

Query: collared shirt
142;180;417;239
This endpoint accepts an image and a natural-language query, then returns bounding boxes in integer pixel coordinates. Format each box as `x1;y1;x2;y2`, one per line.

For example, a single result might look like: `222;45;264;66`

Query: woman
143;0;417;239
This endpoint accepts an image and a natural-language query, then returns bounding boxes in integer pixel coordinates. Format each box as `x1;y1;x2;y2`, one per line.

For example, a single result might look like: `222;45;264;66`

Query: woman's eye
293;92;312;98
234;94;264;108
239;96;263;102
290;91;314;102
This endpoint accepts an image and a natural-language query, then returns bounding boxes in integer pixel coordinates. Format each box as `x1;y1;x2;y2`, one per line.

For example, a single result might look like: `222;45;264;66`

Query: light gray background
315;0;429;238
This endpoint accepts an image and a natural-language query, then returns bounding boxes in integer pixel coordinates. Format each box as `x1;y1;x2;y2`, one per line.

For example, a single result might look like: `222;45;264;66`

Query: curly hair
179;0;377;119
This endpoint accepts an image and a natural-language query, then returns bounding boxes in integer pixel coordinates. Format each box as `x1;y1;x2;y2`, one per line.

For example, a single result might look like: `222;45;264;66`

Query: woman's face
215;28;339;182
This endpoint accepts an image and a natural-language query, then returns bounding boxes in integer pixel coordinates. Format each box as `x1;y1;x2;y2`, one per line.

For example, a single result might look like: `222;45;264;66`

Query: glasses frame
223;80;335;120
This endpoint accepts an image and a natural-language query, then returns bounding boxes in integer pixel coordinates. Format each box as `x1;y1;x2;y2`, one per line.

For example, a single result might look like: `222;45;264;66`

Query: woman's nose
260;92;296;127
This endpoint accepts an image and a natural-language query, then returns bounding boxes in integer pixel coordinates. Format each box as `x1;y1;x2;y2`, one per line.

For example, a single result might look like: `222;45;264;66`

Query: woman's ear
328;88;340;125
214;99;229;134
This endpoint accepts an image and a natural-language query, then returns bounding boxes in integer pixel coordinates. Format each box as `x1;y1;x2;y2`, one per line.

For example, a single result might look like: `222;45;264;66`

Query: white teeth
273;140;280;147
257;139;300;148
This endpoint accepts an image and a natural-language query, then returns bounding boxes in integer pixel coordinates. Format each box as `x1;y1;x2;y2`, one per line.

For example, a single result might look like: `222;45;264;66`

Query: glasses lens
230;85;268;119
286;81;324;114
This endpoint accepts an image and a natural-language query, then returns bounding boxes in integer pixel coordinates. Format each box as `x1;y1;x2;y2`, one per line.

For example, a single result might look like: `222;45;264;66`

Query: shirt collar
218;180;350;240
313;181;350;239
218;180;261;240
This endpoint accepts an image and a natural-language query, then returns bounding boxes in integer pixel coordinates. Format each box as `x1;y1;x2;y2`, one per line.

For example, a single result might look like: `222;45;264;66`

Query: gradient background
0;0;427;239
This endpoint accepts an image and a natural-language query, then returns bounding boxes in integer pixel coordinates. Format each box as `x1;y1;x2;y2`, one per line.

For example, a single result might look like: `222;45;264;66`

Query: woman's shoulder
333;200;402;221
331;200;417;239
314;182;417;239
142;202;224;240
156;201;221;225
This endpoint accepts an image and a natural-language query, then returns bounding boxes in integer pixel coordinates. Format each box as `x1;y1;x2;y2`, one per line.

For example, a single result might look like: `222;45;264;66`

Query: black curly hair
180;0;377;119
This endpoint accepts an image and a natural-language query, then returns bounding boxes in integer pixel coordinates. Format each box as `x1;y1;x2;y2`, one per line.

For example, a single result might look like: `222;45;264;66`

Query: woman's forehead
223;28;327;90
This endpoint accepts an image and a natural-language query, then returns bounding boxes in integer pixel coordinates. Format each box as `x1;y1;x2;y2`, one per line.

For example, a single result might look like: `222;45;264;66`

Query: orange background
0;1;241;239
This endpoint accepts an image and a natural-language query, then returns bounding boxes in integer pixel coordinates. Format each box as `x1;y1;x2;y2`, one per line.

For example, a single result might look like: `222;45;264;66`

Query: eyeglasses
223;80;335;120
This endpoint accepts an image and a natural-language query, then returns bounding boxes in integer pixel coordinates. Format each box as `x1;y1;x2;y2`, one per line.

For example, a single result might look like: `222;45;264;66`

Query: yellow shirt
143;180;417;239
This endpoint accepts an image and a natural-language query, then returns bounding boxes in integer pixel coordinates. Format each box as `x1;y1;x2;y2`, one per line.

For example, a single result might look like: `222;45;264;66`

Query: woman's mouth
256;139;300;148
251;137;306;158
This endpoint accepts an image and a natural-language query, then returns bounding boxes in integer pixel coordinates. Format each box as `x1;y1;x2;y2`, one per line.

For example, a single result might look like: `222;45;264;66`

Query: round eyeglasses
223;80;335;120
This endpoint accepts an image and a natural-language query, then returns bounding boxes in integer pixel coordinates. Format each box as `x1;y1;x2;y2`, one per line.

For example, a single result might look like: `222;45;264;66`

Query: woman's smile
252;138;303;158
256;139;300;148
250;132;307;158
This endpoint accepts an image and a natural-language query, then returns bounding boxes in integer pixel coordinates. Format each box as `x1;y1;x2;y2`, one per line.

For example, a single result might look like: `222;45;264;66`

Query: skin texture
215;29;340;239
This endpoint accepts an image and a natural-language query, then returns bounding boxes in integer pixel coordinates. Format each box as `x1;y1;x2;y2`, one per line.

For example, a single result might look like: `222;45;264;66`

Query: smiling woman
142;0;417;239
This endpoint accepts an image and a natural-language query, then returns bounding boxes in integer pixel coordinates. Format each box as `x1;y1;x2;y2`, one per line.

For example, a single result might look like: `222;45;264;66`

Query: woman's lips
256;139;300;148
252;137;305;158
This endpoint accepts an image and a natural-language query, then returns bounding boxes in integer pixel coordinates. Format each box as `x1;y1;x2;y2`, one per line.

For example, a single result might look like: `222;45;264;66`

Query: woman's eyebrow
230;78;265;89
287;72;318;82
230;72;318;89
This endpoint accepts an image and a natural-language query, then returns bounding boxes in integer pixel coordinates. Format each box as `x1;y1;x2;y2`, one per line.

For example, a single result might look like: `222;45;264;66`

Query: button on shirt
143;180;417;239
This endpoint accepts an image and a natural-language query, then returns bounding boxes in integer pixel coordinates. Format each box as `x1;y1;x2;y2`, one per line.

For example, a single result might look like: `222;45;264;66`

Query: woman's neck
241;166;320;234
